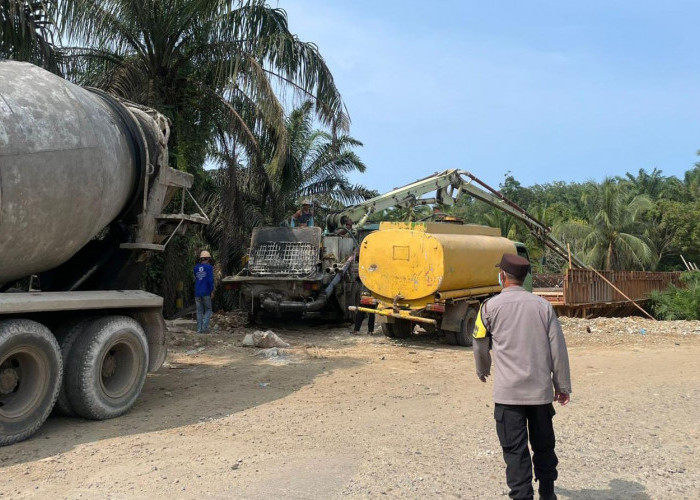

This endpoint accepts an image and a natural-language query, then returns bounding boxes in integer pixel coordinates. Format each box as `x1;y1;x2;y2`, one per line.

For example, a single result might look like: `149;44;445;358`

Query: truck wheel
53;318;94;417
392;320;413;339
0;320;62;446
444;331;457;345
456;307;477;347
381;322;396;338
65;316;148;420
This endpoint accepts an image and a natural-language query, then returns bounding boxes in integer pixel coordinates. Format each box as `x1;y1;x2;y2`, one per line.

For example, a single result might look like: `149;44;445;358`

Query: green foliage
554;178;654;270
53;1;354;310
0;0;62;72
650;272;700;320
203;101;372;276
60;0;349;177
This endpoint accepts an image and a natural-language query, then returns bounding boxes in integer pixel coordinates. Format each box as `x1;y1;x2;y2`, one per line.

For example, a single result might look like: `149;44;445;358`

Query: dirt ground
1;315;699;499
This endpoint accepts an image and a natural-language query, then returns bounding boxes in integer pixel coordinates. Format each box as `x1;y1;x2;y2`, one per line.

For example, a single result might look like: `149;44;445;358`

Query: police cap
496;253;530;280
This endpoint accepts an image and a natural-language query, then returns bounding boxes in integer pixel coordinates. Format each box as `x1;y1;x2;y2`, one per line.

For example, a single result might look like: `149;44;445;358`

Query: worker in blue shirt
194;250;215;333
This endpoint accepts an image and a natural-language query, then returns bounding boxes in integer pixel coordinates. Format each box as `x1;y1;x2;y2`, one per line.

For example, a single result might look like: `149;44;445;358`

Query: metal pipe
435;285;503;301
262;252;356;313
348;306;438;325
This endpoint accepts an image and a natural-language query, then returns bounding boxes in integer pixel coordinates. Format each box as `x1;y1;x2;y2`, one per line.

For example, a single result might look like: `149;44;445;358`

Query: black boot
538;481;556;500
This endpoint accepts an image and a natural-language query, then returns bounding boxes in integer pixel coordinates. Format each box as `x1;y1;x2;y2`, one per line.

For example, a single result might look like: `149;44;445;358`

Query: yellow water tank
359;222;517;305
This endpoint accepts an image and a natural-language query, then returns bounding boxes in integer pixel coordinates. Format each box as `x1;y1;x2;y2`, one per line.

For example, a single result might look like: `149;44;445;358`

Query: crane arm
454;171;588;269
328;169;587;269
326;169;465;229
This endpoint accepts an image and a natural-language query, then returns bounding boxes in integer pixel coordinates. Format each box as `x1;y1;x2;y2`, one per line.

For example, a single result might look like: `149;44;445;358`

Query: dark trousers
353;308;375;333
494;403;558;499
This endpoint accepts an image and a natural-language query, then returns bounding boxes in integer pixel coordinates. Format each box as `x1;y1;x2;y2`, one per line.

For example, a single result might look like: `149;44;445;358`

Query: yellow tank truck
357;221;530;345
329;169;586;345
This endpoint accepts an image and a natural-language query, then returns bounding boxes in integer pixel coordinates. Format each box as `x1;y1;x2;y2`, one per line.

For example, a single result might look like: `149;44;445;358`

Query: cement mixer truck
0;61;207;445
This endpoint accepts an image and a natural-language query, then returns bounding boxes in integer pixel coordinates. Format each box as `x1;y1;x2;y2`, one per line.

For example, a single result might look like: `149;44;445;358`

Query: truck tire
65;316;148;420
456;307;477;347
444;331;457;345
392;320;413;339
53;318;94;417
381;322;396;338
0;320;62;446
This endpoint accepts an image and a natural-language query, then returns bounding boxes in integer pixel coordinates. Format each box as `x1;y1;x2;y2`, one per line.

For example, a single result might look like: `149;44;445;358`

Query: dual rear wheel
0;316;148;446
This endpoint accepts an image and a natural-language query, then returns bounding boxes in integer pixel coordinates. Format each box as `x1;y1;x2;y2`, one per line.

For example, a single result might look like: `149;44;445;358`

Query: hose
261;252;356;313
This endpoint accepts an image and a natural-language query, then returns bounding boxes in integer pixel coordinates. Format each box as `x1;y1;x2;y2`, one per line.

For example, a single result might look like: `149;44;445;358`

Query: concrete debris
242;330;290;348
185;347;206;356
252;347;283;359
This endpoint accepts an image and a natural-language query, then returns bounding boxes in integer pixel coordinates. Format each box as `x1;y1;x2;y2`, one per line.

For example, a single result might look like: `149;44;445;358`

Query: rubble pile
559;316;700;347
209;310;248;331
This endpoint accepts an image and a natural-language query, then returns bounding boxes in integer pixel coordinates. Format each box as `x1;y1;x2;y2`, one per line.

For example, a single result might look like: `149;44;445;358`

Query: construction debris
559;316;700;347
252;348;284;359
210;310;248;330
242;330;290;348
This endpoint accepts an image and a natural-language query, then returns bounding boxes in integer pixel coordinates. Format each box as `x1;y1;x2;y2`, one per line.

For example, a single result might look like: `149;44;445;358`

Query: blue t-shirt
194;263;214;297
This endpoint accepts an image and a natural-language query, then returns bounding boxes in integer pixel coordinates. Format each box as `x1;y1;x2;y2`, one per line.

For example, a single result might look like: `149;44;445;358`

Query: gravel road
1;316;698;499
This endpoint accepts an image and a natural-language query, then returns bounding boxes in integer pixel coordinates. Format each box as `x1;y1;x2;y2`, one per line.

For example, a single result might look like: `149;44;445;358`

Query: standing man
194;250;215;334
291;200;314;227
473;254;571;500
351;287;376;335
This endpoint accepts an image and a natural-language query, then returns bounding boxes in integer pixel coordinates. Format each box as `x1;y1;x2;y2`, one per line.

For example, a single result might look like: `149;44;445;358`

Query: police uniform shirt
473;286;572;405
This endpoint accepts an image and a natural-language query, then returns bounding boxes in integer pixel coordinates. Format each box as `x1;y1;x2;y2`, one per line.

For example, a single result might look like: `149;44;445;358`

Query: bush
650;272;700;320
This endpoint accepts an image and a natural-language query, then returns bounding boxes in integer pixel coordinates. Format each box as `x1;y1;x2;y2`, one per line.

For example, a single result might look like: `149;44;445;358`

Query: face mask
498;271;503;287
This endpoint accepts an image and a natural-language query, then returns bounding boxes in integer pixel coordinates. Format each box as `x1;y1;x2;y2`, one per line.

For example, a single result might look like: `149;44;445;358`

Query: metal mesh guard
249;241;317;276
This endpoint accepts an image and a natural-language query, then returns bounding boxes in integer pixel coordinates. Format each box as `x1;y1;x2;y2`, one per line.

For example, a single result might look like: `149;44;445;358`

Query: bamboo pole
587;268;657;321
567;243;572;270
680;254;691;271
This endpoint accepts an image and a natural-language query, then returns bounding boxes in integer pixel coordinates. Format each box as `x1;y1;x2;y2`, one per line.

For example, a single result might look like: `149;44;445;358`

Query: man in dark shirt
194;250;215;334
292;200;314;227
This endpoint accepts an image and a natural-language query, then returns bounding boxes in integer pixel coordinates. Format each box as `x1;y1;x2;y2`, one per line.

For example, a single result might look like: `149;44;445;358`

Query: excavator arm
327;169;587;269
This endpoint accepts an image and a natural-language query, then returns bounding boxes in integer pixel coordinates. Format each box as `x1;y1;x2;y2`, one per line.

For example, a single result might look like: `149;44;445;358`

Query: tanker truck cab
514;242;533;292
354;221;532;346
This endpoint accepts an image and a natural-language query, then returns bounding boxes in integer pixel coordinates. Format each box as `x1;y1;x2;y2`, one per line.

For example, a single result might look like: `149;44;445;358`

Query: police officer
473;253;571;500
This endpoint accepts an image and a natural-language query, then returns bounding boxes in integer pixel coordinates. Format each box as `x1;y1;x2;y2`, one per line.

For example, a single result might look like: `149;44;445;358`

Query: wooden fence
534;270;683;317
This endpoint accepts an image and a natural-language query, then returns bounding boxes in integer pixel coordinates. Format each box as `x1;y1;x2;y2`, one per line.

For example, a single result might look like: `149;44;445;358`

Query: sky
280;0;700;194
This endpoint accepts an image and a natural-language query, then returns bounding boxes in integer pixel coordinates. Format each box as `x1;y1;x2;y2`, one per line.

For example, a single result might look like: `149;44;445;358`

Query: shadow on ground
558;479;651;500
0;341;361;466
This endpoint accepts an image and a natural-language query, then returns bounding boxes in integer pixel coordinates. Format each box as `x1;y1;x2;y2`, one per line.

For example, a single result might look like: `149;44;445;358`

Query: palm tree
555;179;655;270
0;0;62;72
275;101;373;220
482;210;519;241
205;102;372;274
622;167;685;201
59;0;349;176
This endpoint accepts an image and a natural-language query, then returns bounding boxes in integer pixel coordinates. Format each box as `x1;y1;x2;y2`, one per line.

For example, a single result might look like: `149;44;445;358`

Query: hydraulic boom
327;169;587;269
